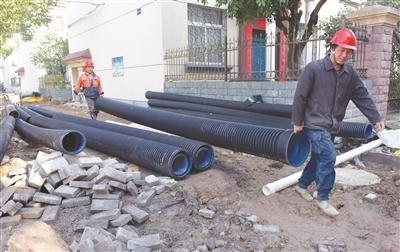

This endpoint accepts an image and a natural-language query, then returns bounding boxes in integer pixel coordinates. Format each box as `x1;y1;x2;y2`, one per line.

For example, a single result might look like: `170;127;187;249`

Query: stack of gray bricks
0;150;179;251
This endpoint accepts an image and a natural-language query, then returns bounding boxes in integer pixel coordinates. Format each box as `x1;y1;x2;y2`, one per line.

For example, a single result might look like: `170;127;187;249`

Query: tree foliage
31;30;69;80
0;0;53;58
199;0;328;72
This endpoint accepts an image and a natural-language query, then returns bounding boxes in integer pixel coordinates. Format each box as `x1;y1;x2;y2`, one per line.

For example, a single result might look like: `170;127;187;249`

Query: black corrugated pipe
14;105;31;122
20;106;42;117
0;116;16;162
27;105;57;118
151;107;291;129
145;91;293;118
51;112;214;171
2;100;19;119
15;118;86;155
148;99;290;123
152;107;373;139
95;98;310;167
28;115;192;179
19;106;214;170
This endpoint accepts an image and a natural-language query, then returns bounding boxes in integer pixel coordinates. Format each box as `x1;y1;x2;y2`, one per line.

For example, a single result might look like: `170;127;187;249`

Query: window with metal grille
187;4;226;71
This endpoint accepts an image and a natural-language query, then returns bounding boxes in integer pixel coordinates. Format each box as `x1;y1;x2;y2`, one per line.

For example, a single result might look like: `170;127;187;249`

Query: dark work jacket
292;54;382;134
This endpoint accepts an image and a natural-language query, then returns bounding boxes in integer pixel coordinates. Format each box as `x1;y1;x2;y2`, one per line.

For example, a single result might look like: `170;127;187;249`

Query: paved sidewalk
385;110;400;130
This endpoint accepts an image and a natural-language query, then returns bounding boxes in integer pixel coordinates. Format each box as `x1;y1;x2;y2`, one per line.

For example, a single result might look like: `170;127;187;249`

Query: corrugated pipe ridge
147;99;290;123
0;116;16;162
15;118;86;155
27;105;57;118
145;91;293;118
95;98;310;167
50;112;214;171
14;105;31;122
21;106;42;117
28;115;192;179
151;106;373;139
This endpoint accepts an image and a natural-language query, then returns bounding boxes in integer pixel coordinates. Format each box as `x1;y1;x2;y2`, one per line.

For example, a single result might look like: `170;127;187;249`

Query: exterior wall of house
66;1;239;101
163;80;374;123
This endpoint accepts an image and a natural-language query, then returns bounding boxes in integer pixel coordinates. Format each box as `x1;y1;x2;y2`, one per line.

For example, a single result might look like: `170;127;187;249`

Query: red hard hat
330;28;357;51
85;59;94;67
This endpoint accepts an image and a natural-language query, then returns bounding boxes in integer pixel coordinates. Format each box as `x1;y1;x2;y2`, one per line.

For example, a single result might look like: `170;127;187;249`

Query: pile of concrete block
0;150;179;251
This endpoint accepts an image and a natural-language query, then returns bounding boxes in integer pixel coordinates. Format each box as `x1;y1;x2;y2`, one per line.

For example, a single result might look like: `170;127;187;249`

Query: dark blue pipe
152;107;373;139
14;105;31;122
145;91;293;118
95;98;310;167
50;112;214;171
15;118;86;155
0;116;15;162
27;105;56;118
28;115;192;179
3;100;19;119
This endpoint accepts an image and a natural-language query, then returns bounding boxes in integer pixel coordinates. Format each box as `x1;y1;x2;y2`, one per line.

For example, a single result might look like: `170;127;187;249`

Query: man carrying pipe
73;60;104;120
291;28;385;217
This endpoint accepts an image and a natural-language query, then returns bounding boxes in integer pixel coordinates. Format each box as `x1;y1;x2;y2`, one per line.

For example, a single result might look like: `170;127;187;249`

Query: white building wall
67;1;238;101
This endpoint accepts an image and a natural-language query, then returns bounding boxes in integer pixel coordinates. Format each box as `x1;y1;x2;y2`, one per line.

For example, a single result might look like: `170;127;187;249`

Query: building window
187;4;226;68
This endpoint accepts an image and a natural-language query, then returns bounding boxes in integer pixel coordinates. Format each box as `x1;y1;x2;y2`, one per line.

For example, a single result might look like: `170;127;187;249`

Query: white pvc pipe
262;138;383;195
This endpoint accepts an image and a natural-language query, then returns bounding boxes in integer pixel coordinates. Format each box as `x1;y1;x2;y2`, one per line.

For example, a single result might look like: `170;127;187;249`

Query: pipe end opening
171;152;192;179
365;124;373;139
62;132;86;154
193;146;214;171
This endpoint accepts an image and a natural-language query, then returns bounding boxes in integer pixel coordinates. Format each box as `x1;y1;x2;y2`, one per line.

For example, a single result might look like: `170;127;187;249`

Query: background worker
73;60;104;120
291;28;385;217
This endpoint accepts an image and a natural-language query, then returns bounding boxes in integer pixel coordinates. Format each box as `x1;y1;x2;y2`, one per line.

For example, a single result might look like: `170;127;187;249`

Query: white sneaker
317;200;339;217
295;185;313;202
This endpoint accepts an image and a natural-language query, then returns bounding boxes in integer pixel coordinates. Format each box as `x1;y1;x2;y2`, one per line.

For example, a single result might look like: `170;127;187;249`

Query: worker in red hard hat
73;59;104;120
291;28;385;217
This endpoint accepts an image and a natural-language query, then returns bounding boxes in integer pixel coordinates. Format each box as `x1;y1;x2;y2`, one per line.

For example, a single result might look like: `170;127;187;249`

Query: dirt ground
1;98;399;251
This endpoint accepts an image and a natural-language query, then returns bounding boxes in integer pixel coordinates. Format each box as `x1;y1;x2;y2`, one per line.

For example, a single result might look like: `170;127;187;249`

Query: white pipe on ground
262;138;383;196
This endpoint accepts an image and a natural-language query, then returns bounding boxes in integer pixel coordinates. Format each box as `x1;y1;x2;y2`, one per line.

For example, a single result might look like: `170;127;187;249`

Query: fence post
346;4;400;120
224;35;228;82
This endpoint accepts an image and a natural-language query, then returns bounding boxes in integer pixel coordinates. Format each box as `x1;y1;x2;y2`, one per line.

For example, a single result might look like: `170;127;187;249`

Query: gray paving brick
116;226;139;243
87;218;109;229
110;213;132;227
103;166;126;183
127;181;138;196
78;157;103;168
41;205;61;223
1;200;16;214
113;240;128;252
44;182;55;194
36;151;62;165
153;184;166;195
102;158;118;167
145;175;160;187
109;180;126;191
0;186;16;207
110;163;128;171
6;201;23;216
134;189;155;206
33;192;62;205
46;172;62;188
92;184;109;194
62;196;91;208
127;234;162;250
28;171;46;189
92;193;121;200
90;209;121;221
40;156;69;176
0;215;22;228
122;204;149;224
53;185;82;198
77;238;95;252
17;207;45;219
12;192;30;205
94;237;114;252
69;181;94;189
90;199;120;213
83;165;99;181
